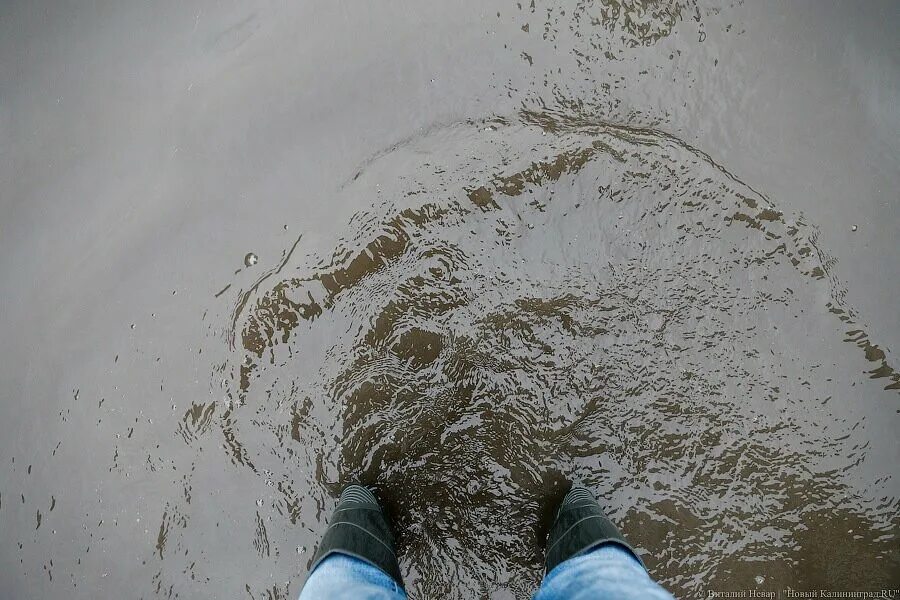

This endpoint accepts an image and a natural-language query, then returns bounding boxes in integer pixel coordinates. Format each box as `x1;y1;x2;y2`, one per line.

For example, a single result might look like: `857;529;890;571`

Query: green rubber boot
309;485;404;586
544;486;644;574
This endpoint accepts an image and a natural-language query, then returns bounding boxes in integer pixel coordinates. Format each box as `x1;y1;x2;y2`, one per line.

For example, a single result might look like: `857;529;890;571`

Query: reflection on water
152;112;898;598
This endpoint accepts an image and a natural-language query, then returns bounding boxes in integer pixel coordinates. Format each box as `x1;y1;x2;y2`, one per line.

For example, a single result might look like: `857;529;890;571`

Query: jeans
298;553;406;600
298;544;674;599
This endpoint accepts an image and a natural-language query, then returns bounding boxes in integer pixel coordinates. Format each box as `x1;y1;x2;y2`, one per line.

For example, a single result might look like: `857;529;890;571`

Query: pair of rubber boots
309;484;642;589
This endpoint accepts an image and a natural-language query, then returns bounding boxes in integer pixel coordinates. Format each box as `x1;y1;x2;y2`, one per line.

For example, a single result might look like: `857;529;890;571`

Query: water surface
1;1;898;598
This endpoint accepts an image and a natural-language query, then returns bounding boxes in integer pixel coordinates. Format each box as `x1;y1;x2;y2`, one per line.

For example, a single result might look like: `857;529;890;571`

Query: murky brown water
2;1;898;599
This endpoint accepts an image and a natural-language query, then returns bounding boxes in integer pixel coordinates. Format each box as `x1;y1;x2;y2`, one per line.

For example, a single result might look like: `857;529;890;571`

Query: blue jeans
298;544;674;599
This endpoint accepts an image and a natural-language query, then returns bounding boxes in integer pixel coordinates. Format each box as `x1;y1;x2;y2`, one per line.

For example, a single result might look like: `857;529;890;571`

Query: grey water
1;1;898;598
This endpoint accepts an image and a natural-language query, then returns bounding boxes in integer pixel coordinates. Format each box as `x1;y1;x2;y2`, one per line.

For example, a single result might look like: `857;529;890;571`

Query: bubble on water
130;323;135;330
244;253;258;267
851;224;858;232
283;224;289;231
256;498;263;508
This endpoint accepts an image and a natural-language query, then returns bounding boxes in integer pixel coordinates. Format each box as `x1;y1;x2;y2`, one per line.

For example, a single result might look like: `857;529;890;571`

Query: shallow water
1;1;898;599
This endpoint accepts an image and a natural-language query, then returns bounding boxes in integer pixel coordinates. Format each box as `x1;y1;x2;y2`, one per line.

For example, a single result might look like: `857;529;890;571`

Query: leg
535;486;674;600
298;485;406;600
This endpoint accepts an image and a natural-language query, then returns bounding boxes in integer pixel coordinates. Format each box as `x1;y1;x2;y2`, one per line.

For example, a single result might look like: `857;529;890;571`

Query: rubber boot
309;484;404;586
544;486;644;574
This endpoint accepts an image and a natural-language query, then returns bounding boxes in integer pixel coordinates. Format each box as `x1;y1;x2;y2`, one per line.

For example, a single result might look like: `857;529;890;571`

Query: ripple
158;112;898;598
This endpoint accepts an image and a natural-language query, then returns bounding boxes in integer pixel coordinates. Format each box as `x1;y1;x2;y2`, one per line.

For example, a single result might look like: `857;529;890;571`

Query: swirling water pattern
156;112;898;598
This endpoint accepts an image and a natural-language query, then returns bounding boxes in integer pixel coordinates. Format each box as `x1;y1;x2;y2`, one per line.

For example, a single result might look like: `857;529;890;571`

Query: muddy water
1;1;898;599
